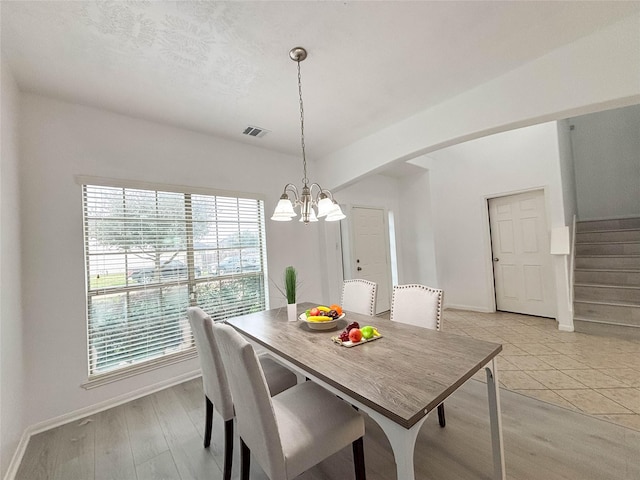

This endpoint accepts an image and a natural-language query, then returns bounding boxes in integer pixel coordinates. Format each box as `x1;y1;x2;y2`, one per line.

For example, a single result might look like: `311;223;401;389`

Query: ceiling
2;1;639;160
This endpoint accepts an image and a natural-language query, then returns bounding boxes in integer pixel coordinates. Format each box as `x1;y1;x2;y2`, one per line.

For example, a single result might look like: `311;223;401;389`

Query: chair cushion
273;381;365;479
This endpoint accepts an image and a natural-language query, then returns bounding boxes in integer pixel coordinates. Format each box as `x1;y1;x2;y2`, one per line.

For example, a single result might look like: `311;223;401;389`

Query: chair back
341;279;377;316
390;284;443;330
187;307;234;421
212;322;287;480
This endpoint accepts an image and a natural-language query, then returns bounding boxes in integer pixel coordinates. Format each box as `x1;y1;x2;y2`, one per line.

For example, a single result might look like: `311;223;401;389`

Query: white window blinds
82;183;267;380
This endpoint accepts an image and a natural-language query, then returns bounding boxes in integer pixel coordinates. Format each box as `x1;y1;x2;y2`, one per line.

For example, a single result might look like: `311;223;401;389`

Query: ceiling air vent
242;126;270;138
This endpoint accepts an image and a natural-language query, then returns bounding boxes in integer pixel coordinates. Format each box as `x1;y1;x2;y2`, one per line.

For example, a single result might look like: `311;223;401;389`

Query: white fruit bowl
298;313;345;330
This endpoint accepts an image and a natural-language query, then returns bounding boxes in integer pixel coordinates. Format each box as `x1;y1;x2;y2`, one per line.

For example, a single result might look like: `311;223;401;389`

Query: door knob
357;266;362;271
493;258;499;262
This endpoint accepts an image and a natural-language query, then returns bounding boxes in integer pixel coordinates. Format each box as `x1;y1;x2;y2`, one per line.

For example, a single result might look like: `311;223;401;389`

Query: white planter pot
287;303;298;322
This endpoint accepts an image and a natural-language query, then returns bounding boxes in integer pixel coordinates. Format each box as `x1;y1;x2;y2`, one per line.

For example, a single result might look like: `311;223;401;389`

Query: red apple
348;328;363;343
309;307;320;317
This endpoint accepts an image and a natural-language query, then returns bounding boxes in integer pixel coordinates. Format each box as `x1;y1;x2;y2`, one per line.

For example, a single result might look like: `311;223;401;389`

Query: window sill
82;348;198;390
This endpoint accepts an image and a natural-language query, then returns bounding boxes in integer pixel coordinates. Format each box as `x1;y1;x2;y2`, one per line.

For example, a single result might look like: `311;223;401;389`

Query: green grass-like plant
284;266;297;304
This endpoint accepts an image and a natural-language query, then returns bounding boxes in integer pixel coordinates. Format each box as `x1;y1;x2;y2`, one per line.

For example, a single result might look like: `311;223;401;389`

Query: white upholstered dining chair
212;322;366;480
341;279;377;316
187;307;297;480
390;284;447;427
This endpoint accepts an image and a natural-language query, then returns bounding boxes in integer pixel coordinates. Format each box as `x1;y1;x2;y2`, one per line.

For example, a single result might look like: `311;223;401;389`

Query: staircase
573;218;640;338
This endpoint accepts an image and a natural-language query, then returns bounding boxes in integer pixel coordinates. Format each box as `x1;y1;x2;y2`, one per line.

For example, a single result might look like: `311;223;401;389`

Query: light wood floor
16;309;640;479
17;374;640;479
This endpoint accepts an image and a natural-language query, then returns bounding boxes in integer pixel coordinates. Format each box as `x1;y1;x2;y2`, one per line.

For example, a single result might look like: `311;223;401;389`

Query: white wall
571;104;640;220
396;164;438;287
428;122;566;314
324;174;401;308
322;171;440;309
18;94;326;429
317;13;640;190
1;59;25;478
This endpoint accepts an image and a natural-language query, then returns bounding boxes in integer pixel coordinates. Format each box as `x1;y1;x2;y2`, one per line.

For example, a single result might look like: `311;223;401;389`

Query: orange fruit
330;304;343;316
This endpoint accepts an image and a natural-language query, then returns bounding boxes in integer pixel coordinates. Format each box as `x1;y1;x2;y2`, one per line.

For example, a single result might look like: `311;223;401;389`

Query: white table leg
366;409;428;480
485;358;506;480
251;345;430;480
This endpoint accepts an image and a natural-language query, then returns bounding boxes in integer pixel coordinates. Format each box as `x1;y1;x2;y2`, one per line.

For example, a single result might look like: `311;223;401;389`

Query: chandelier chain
271;47;345;224
297;59;308;186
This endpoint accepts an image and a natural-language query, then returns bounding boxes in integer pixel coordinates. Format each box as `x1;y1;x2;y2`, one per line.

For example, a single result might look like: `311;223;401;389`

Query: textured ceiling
2;1;639;159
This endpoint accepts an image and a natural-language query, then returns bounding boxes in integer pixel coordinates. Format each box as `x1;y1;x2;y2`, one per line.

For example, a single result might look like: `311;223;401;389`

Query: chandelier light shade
271;47;346;225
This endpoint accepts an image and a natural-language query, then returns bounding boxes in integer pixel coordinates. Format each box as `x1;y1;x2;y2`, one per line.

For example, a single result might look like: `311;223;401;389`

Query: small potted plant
284;266;298;321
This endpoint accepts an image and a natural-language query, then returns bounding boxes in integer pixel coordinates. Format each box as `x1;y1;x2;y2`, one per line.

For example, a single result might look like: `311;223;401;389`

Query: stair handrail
569;214;577;306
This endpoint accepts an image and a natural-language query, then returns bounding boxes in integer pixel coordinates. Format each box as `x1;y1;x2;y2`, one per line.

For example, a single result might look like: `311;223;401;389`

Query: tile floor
439;309;640;431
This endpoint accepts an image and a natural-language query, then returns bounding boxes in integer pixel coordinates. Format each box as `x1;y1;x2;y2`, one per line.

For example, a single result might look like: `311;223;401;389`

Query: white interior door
351;207;391;313
489;190;556;318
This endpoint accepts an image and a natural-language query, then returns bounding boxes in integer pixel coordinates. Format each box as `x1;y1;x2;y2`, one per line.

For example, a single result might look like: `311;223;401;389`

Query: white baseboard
2;369;201;480
558;324;575;332
578;214;640;222
444;304;494;313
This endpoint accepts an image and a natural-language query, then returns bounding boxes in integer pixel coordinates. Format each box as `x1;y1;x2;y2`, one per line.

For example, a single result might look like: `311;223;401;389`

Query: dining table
225;302;506;480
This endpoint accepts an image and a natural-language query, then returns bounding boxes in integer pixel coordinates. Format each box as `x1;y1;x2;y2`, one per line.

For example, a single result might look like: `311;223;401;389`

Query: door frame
341;204;394;313
483;186;554;314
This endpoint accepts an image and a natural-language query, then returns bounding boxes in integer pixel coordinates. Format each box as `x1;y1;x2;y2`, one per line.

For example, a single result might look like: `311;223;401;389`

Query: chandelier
271;47;346;224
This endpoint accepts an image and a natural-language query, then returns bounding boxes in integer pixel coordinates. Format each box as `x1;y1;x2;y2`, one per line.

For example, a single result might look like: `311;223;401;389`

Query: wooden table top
225;302;502;429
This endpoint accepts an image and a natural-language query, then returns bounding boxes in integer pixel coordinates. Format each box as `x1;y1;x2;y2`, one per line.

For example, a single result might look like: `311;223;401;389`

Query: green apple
361;326;374;339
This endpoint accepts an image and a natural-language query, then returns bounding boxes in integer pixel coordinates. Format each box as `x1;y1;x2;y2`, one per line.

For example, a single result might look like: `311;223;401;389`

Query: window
81;180;267;383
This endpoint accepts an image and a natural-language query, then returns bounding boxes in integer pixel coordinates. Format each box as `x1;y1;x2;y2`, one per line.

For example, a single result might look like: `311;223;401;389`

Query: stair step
573;318;640;340
576;218;640;232
576;229;640;243
574;269;640;287
573;218;640;336
575;255;640;270
576;242;640;255
573;300;640;327
574;284;640;305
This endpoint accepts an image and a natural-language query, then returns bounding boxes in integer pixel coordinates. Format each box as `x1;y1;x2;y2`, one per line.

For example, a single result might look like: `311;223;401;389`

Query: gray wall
571;104;640;221
0;58;25;478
